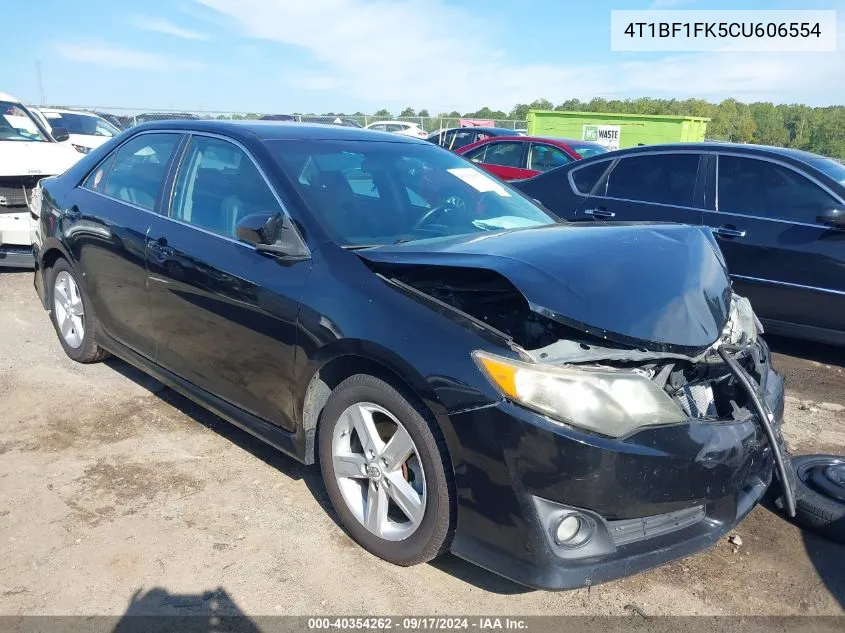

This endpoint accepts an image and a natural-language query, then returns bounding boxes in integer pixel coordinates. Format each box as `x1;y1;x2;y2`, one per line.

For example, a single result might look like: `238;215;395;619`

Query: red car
456;136;609;181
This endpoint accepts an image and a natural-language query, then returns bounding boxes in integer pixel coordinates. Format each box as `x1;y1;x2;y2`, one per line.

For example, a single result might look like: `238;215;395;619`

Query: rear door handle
711;225;747;239
584;208;616;219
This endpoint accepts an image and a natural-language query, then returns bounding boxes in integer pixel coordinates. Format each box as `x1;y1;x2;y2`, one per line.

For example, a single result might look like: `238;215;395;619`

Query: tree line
348;98;845;159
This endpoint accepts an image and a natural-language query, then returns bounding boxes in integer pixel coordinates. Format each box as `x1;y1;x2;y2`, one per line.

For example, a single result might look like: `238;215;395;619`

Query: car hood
0;140;82;177
66;134;110;150
358;223;732;355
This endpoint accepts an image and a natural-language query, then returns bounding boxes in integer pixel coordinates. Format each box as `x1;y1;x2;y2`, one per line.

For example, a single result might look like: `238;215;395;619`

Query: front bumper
447;357;784;590
0;208;36;269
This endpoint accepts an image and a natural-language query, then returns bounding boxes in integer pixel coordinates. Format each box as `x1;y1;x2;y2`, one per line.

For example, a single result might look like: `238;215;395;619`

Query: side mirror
236;211;309;261
51;127;70;143
817;207;845;229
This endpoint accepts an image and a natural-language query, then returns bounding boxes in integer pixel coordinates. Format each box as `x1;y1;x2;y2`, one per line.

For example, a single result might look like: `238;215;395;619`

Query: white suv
0;93;82;268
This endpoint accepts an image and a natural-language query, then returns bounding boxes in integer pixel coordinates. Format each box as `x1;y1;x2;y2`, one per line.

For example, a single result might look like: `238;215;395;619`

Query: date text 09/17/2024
307;617;528;630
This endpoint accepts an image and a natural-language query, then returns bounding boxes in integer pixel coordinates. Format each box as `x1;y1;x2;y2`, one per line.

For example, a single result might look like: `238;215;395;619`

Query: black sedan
514;143;845;346
32;121;787;589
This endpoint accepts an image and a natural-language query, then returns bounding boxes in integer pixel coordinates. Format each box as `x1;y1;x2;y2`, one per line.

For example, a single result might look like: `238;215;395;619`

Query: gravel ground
0;269;843;617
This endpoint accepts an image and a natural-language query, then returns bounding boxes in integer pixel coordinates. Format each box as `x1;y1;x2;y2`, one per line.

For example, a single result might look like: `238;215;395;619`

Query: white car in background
34;108;121;155
0;93;81;268
364;120;429;139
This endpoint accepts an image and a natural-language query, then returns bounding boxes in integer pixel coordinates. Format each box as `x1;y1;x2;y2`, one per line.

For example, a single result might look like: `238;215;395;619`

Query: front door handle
584;208;616;219
712;225;747;239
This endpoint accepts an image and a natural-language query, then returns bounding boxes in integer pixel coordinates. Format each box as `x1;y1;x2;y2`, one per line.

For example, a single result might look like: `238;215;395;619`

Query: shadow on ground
111;587;260;633
103;357;531;596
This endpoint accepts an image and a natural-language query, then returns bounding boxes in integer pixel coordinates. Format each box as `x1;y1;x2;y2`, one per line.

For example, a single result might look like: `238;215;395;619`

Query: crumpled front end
444;295;784;589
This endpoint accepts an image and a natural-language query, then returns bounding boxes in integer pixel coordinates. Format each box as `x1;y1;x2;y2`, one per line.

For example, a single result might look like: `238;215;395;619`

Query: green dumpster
526;110;710;150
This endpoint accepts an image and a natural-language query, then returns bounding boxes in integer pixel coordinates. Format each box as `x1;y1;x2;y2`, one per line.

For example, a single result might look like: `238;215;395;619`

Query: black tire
318;374;455;566
788;454;845;544
47;258;109;364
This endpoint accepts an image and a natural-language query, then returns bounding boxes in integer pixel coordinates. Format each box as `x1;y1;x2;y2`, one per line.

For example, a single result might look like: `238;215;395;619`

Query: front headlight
473;351;688;438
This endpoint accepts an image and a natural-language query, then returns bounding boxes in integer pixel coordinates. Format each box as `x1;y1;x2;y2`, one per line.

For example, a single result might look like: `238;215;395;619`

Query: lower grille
608;505;705;547
0;177;42;209
0;185;32;208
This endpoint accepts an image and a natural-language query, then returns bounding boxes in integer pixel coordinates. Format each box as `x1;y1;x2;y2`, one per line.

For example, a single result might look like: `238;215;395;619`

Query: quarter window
482;142;525;169
718;155;839;224
603;154;700;207
449;130;476;150
100;133;180;210
82;155;115;192
570;161;611;195
171;136;281;238
462;144;488;163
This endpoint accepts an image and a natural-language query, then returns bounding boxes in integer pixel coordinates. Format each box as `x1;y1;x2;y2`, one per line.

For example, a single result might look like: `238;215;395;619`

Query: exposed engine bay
374;263;769;425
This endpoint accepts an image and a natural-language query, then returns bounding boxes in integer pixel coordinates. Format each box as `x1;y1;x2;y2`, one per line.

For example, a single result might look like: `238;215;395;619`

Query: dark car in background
514;143;845;346
426;126;519;151
92;111;134;131
260;114;297;122
134;112;201;125
32;122;786;589
455;135;609;181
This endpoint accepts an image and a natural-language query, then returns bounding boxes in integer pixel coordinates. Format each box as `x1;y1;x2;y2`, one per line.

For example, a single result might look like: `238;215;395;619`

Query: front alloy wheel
319;374;455;566
331;402;426;541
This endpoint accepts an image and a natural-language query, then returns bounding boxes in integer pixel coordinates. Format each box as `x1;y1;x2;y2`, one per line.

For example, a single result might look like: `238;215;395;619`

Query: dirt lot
0;269;843;617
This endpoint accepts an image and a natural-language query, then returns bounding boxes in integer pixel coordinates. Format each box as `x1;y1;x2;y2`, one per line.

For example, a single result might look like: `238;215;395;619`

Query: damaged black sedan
33;121;789;589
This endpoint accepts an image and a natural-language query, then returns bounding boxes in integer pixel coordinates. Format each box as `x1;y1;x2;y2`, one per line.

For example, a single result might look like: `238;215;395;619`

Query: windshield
270;140;557;247
0;101;48;142
42;111;120;137
808;156;845;186
570;143;610;159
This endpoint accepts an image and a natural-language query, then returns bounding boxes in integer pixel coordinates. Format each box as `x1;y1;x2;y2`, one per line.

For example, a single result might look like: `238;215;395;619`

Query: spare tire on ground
781;454;845;544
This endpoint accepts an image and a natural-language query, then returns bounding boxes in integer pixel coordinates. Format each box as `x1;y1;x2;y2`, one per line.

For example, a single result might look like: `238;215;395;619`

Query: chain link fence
31;105;527;134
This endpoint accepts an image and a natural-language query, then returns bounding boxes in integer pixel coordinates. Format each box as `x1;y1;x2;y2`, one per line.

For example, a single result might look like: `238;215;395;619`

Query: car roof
429;127;517;135
0;92;22;103
582;142;835;168
38;108;98;117
367;120;416;127
468;135;602;146
127;119;429;144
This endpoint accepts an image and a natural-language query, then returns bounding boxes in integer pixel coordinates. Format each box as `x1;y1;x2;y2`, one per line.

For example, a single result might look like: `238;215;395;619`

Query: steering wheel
412;204;455;231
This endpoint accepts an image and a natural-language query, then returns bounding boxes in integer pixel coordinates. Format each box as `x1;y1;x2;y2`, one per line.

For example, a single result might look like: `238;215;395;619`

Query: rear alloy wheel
319;375;454;565
48;259;109;363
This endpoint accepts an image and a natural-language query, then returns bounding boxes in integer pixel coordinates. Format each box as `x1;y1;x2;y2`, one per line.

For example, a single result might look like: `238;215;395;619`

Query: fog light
553;512;593;548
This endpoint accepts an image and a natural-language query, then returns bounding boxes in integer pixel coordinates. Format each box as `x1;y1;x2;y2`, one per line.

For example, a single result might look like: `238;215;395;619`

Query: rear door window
717;155;840;224
100;133;180;210
603;153;701;207
482;142;526;169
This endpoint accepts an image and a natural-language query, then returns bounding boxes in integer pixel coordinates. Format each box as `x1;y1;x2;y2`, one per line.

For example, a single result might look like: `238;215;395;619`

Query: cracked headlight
474;351;688;438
